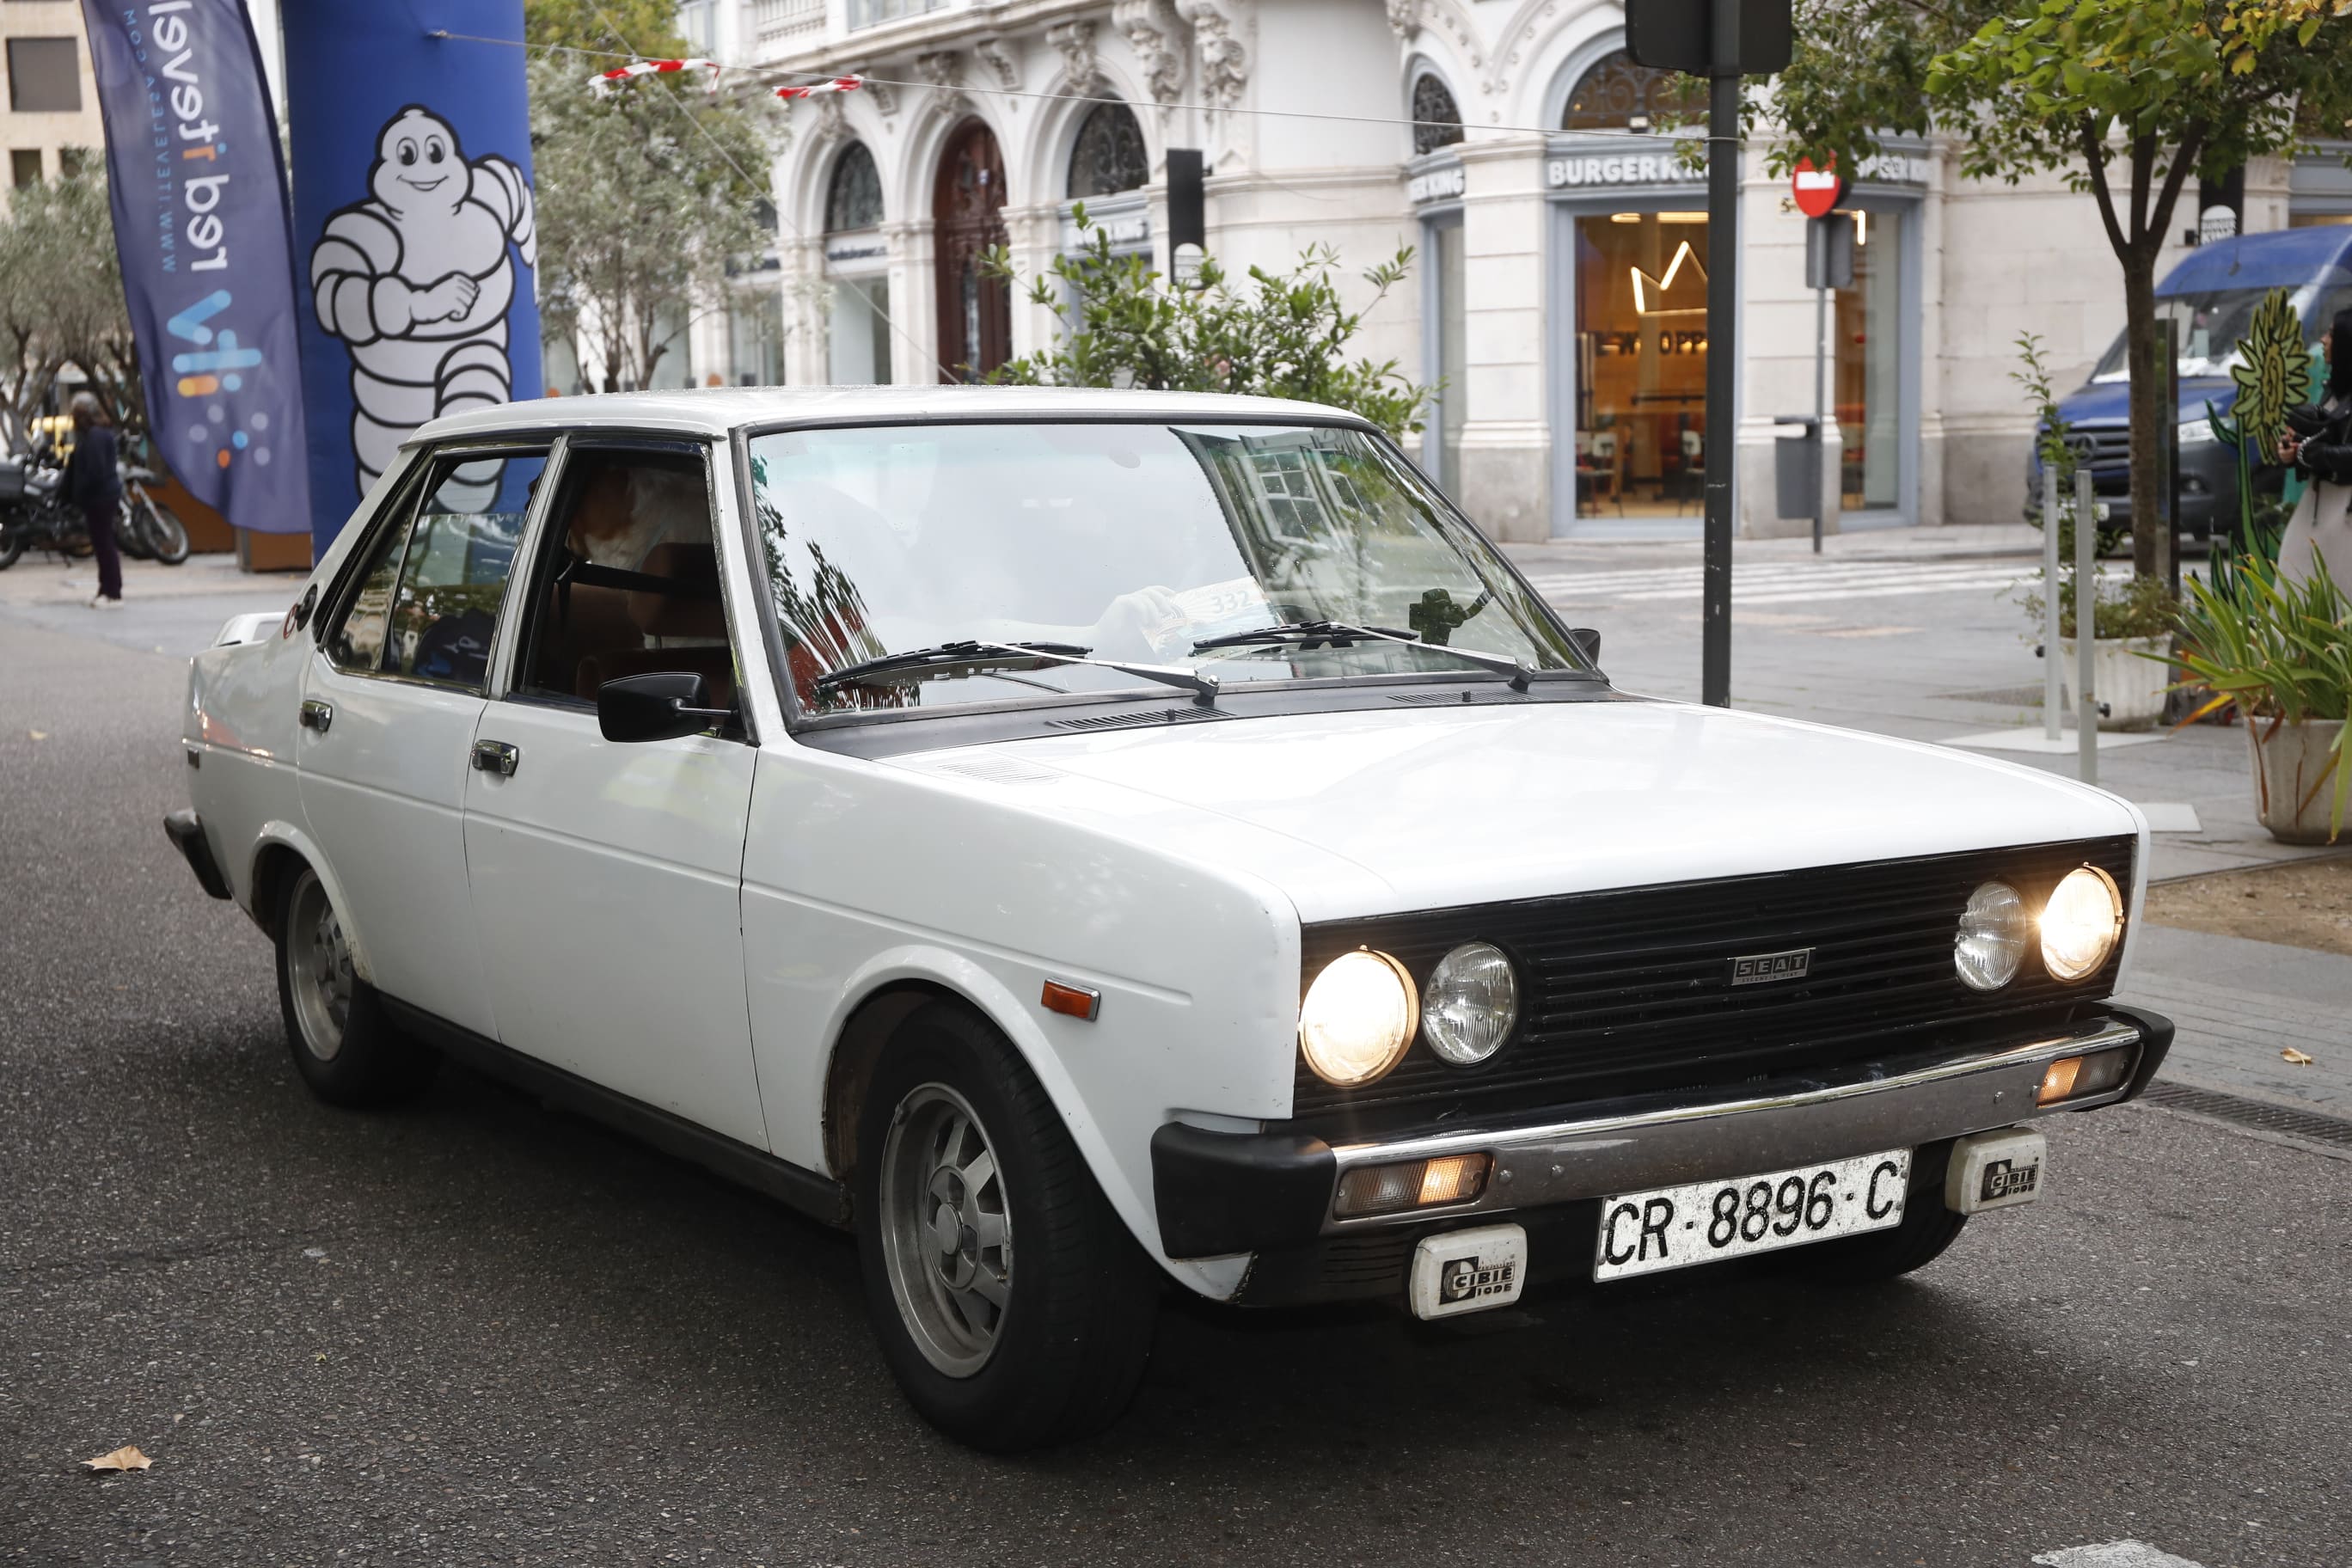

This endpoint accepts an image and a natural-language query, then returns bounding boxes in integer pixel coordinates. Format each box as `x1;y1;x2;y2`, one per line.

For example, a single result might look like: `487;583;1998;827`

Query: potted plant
2168;557;2352;845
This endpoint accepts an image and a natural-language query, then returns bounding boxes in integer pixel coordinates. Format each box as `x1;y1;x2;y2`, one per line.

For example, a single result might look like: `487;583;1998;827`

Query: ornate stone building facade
690;0;2316;540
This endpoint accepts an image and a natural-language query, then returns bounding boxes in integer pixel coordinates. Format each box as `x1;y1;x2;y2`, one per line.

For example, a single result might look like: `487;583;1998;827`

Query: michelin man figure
310;106;536;511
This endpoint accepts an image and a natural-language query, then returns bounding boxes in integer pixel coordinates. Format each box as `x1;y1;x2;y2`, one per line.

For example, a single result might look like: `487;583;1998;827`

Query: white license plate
1593;1148;1912;1281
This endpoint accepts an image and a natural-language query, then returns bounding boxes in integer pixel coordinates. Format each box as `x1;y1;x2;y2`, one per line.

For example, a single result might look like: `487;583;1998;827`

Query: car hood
886;697;2142;922
2060;377;2233;427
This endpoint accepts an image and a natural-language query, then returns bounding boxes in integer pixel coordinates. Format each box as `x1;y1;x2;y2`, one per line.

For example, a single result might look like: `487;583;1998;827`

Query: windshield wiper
817;639;1219;706
1191;620;1542;691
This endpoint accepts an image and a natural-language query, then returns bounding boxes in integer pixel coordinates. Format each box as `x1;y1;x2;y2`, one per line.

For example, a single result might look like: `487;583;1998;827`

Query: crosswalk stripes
1518;558;2128;608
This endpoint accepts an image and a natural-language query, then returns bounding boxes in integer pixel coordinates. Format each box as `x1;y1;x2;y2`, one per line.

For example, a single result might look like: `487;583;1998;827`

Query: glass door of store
1834;205;1904;517
1570;209;1710;527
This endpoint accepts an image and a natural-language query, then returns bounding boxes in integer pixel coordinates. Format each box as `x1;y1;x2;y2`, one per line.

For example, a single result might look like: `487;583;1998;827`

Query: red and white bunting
774;76;864;101
588;58;722;95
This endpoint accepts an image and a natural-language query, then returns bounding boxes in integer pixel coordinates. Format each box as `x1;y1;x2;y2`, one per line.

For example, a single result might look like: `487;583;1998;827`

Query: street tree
983;211;1432;441
525;4;773;391
1757;0;2352;579
0;162;141;450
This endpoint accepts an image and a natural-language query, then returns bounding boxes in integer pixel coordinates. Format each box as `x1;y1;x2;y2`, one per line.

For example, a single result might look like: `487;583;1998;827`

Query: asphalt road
3;602;2349;1568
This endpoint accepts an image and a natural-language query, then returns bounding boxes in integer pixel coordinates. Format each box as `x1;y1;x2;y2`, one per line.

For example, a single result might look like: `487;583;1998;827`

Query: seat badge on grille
1729;947;1814;986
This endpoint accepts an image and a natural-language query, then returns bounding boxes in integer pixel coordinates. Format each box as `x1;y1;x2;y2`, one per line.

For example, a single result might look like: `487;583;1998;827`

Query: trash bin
1773;415;1819;522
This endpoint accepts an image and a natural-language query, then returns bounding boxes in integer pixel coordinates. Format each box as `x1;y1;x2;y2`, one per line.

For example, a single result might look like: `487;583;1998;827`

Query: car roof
407;385;1377;446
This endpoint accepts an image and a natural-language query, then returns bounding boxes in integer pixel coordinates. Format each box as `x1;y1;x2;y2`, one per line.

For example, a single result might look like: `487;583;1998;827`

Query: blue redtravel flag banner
284;0;542;554
80;0;311;534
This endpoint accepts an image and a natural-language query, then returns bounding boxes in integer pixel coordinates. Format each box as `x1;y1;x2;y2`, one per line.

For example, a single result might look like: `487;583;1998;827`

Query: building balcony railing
847;0;950;32
752;0;827;44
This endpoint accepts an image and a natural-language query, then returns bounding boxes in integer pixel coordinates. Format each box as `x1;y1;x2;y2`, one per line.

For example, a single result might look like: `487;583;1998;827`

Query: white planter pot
2249;717;2349;845
2058;635;2171;732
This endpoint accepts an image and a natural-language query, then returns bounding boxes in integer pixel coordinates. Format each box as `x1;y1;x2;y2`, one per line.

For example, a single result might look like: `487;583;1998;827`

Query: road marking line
2033;1541;2213;1568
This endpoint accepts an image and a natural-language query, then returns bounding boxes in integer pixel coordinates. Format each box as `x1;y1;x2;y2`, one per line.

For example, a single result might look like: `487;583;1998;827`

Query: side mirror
1568;627;1602;666
597;671;732;744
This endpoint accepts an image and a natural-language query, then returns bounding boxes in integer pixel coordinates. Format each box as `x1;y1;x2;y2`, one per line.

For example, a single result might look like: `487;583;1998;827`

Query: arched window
825;141;884;233
1067;101;1149;199
1411;73;1462;156
1561;48;1701;133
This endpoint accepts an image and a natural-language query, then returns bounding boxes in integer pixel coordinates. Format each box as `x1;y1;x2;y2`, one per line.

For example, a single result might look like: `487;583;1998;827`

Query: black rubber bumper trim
1150;1122;1335;1259
164;809;232;900
2098;1001;2175;1102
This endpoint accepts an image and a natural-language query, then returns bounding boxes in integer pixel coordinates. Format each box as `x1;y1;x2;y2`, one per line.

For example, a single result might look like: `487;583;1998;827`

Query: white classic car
171;388;2172;1449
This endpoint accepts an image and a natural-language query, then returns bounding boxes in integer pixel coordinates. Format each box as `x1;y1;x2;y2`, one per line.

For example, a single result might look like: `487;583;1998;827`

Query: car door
459;438;768;1148
297;444;548;1038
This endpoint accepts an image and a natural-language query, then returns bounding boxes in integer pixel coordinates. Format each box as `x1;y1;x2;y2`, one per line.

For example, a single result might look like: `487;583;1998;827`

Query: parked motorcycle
0;440;88;570
119;463;189;565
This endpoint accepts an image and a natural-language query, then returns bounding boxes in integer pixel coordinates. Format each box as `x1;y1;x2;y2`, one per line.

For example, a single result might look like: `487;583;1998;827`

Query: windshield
2090;283;2348;383
744;420;1584;715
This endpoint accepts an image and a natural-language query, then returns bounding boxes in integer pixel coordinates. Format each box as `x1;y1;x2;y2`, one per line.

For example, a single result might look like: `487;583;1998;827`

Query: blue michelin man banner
79;0;310;534
285;0;542;554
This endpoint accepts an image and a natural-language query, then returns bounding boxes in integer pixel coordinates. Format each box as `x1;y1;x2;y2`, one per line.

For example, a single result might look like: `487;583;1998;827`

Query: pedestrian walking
2276;307;2352;588
62;394;124;609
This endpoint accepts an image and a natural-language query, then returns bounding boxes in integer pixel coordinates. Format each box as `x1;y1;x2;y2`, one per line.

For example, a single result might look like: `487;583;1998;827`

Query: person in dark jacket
62;393;124;608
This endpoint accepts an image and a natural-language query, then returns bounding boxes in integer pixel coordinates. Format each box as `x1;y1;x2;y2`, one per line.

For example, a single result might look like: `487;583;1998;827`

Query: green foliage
523;0;688;58
2018;567;2177;640
982;209;1433;441
1751;0;2352;584
0;158;141;448
527;52;774;390
2167;550;2352;836
2012;332;2125;556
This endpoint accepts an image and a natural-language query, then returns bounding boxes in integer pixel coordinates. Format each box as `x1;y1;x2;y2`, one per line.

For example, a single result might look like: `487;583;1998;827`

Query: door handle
297;699;333;733
471;738;520;778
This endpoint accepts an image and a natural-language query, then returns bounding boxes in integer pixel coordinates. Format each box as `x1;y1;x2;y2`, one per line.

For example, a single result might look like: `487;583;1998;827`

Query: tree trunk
2122;248;2164;579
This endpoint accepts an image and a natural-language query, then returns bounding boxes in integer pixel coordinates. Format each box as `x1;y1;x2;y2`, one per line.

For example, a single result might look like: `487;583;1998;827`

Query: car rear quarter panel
740;743;1304;1296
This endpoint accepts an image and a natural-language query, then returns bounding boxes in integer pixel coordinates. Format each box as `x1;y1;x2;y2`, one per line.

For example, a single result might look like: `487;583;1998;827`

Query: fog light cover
2041;866;2123;982
1954;880;2029;991
1332;1152;1492;1218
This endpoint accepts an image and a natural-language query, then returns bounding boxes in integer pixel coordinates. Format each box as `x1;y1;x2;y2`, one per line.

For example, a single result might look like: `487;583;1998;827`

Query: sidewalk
0;551;294;657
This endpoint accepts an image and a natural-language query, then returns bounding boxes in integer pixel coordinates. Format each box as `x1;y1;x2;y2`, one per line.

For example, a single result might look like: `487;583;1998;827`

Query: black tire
273;867;438;1107
855;1002;1160;1451
0;524;21;570
1777;1142;1968;1285
115;499;154;561
140;498;190;565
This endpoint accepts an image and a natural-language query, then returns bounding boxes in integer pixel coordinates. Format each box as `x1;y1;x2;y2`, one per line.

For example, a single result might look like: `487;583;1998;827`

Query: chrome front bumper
1148;1008;2172;1260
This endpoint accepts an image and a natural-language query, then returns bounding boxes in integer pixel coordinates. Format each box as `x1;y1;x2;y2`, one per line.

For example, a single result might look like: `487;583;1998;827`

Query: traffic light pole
1700;0;1741;707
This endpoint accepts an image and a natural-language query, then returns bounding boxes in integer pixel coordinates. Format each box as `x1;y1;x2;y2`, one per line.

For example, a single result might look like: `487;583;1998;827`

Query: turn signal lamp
1333;1152;1493;1219
2037;1046;2133;1106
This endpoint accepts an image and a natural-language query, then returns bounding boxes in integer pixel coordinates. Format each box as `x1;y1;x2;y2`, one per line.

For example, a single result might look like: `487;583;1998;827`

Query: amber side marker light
2037;1046;2133;1106
1041;980;1100;1021
1333;1152;1493;1218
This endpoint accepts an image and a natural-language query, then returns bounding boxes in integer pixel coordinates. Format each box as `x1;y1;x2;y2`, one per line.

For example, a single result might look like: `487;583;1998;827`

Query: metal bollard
2075;468;2097;786
2043;464;2061;744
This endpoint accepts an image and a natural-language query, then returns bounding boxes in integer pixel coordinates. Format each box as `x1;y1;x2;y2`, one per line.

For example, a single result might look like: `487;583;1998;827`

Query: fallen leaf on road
2282;1048;2315;1065
83;1446;150;1472
28;731;46;741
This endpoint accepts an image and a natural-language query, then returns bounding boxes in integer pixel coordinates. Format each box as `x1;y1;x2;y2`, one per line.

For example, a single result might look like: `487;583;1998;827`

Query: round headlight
1954;880;2029;991
2041;866;2123;981
1421;942;1520;1064
1298;951;1418;1087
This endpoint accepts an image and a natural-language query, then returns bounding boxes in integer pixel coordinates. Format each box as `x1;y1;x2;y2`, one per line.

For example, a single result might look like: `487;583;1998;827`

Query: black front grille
1293;836;2135;1119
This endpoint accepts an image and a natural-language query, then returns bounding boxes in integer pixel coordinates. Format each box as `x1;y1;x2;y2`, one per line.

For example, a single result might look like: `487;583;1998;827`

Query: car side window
321;449;548;689
512;446;738;713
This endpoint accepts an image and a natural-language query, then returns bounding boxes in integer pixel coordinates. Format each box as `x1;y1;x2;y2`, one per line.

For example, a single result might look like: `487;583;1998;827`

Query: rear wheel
275;867;438;1107
138;496;189;564
0;522;21;570
856;1002;1159;1451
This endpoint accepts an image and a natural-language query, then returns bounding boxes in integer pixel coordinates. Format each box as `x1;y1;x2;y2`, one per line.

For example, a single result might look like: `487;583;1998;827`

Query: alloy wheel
878;1082;1014;1377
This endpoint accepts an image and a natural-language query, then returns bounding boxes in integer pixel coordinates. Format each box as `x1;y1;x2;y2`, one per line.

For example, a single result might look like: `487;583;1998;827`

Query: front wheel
856;1003;1160;1451
0;521;21;570
115;499;154;560
274;867;438;1107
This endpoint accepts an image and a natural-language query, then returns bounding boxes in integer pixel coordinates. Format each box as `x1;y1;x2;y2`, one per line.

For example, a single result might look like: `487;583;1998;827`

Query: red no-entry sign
1792;157;1845;218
